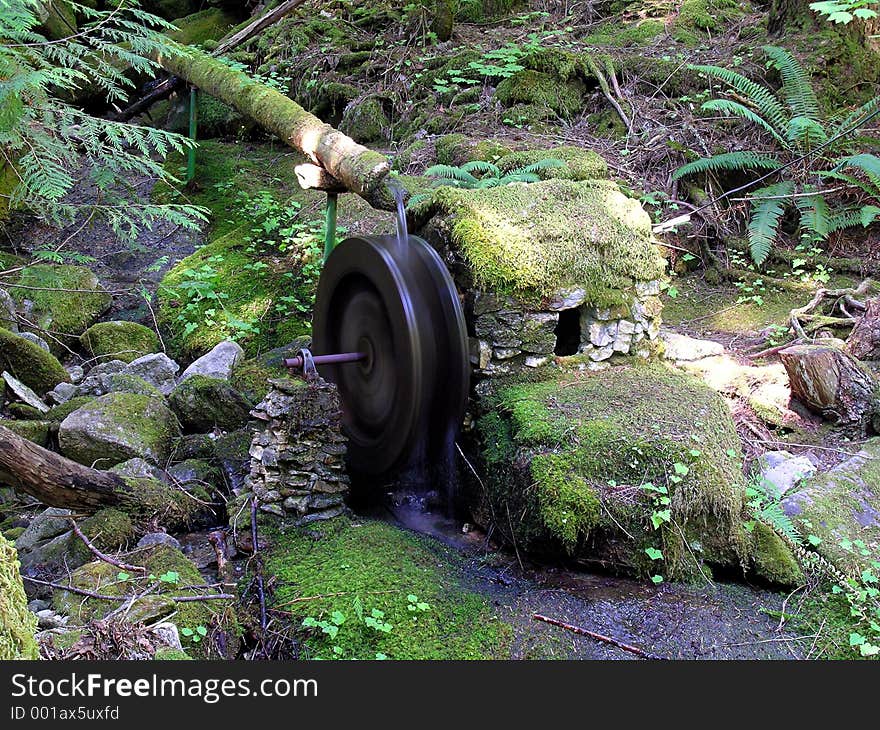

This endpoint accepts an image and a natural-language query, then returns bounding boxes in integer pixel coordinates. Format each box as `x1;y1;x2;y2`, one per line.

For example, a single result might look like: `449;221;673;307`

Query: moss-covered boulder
416;178;665;302
80;321;160;364
168;7;238;46
339;95;391;145
435;134;514;166
265;517;511;659
495;69;585;119
0;327;70;395
53;544;237;658
10;265;111;353
58;393;181;468
1;420;51;447
0;532;38;659
497;146;608;181
168;375;252;432
782;439;880;575
476;364;794;582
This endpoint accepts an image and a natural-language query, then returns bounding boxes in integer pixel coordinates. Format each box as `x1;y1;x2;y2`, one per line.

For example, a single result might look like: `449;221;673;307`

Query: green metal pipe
323;192;338;262
186;86;198;183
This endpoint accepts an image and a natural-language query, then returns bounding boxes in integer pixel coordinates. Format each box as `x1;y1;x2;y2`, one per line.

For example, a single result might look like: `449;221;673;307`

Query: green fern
795;189;831;239
672;152;782;180
763;45;821;121
747;182;795;265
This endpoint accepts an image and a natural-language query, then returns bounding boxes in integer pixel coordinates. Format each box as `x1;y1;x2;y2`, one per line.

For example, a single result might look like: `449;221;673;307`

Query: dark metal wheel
311;234;468;476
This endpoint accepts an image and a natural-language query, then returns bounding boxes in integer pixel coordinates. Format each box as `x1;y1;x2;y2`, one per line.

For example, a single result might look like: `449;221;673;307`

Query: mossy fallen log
153;43;393;209
0;424;210;530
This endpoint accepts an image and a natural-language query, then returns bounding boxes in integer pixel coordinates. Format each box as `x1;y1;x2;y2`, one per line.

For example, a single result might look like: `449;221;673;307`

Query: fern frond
700;99;789;148
499;173;541;184
424;164;480;186
460;160;500;177
828;208;874;233
759;501;804;546
794;190;831;239
834;153;880;188
747;181;795;265
689;63;789;134
762;45;821;121
517;159;567;174
673;152;782;180
786;116;829;152
832;94;880;137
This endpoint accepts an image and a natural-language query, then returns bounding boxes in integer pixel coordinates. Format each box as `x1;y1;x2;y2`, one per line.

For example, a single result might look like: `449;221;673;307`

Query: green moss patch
1;420;51;447
418;178;665;301
5;264;111;352
80;321;160;363
497;146;608;181
495;69;584;118
477;363;753;580
263;518;511;659
169;8;238;47
0;532;38;659
0;327;70;395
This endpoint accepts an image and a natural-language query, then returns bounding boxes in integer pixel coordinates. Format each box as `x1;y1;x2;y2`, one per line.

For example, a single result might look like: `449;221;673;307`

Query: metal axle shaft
283;352;366;369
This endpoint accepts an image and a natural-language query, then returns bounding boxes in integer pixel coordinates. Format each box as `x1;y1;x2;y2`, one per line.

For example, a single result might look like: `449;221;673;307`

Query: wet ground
376;499;807;660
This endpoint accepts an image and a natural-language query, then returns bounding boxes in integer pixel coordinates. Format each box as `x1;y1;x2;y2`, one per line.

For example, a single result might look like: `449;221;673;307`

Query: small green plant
180;625;209;644
674;45;880;265
810;0;879;23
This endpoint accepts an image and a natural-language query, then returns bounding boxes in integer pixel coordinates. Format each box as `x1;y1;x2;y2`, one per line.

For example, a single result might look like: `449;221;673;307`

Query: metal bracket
297;347;319;383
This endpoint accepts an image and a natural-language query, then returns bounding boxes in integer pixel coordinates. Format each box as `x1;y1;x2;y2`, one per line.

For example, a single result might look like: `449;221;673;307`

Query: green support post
324;192;338;263
186;86;198;183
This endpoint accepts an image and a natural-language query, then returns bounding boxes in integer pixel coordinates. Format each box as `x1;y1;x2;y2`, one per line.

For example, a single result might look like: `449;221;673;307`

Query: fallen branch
532;613;666;660
68;518;145;573
23;576;233;603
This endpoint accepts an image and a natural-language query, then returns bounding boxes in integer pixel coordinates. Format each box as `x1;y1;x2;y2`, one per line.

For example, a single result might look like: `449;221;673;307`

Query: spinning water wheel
285;235;469;475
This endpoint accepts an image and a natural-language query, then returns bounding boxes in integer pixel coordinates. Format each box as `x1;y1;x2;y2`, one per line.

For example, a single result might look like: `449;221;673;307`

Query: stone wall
245;377;350;522
468;280;664;378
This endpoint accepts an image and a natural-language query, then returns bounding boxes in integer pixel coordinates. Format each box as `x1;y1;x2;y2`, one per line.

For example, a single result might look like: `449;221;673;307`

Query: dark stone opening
554;307;581;356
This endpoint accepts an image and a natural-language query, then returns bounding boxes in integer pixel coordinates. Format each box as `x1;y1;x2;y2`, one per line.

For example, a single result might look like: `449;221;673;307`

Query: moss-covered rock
263;517;511;659
435;134;514;166
58;393;181;468
10;265;111;353
495;69;584;118
168;7;238;46
416;178;665;302
339;95;391;144
0;532;38;659
154;647;192;660
1;420;51;447
0;327;70;395
782;439;880;575
54;544;237;658
476;364;762;581
750;522;804;586
45;396;96;423
80;321;160;364
168;375;252;432
497;146;608;181
7;403;43;420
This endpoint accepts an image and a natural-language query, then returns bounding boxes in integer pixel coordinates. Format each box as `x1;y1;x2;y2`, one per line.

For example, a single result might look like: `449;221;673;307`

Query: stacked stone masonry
469;280;664;376
245;377;350;522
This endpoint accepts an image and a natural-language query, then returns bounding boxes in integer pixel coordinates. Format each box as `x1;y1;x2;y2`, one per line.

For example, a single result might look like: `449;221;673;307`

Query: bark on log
779;344;880;427
0;424;210;529
153;44;394;210
846;297;880;360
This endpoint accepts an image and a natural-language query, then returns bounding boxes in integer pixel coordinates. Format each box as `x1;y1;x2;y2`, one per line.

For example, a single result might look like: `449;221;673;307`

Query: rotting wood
152;43;393;209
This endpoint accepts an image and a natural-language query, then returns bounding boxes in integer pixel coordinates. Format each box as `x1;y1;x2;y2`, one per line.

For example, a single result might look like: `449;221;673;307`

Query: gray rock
166;459;218;489
151;622;183;651
16;331;50;352
58;392;181;467
612;332;632;353
589;344;614;362
168;376;252;432
47;382;78;404
110;457;166;481
27;599;50;613
36;609;66;630
588;321;617;347
90;360;127;377
2;371;50;413
124;353;179;394
636;280;661;296
757;451;817;496
782;439;880;574
137;532;181;550
0;287;17;332
179;341;243;383
14;508;72;553
547;287;587;311
524;355;549;368
660;330;724;361
66;365;84;384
